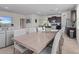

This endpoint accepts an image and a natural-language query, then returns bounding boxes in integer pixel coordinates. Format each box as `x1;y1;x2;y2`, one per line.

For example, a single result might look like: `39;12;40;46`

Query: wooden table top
14;32;56;53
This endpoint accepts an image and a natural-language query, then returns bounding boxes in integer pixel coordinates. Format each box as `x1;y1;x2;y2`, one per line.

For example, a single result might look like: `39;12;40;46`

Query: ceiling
0;4;76;16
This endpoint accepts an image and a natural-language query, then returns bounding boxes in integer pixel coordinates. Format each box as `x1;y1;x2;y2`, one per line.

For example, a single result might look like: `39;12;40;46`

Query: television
0;16;12;24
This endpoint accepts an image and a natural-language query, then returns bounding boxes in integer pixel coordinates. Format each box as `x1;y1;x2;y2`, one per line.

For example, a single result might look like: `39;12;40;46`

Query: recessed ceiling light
4;7;9;9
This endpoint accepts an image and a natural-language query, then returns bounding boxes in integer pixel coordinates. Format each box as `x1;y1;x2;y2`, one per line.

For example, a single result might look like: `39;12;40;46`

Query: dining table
14;31;57;53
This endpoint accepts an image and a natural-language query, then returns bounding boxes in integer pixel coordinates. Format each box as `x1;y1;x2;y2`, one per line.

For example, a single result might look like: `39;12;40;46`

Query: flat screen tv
0;16;12;24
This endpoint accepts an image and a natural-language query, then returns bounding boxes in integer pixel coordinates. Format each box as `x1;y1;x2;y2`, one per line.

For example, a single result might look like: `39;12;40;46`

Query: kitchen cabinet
0;31;5;48
48;16;61;30
0;30;14;48
6;30;14;46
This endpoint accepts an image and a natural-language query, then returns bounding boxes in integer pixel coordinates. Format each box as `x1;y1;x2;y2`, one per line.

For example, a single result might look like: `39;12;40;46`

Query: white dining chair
51;27;65;54
40;27;65;54
13;29;28;54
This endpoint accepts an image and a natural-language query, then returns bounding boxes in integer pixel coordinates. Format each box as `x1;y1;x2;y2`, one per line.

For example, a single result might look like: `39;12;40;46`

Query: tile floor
0;45;14;54
62;33;79;54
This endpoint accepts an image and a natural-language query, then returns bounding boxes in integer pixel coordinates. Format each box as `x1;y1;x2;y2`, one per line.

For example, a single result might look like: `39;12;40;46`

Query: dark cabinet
66;27;76;38
48;16;61;23
48;16;61;29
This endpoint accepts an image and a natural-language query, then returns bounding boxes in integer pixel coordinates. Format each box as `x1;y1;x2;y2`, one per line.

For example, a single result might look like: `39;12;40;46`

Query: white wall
25;15;56;28
76;5;79;45
61;11;72;28
61;12;67;28
25;14;40;28
39;16;48;25
0;11;26;29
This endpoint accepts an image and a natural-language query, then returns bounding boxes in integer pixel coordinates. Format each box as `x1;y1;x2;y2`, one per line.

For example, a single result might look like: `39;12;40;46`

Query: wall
76;5;79;45
0;10;26;29
25;15;56;28
39;16;48;25
61;11;72;28
61;12;67;28
26;14;40;28
26;15;61;27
